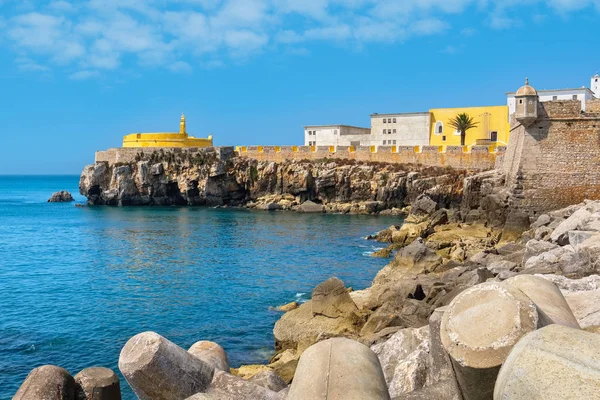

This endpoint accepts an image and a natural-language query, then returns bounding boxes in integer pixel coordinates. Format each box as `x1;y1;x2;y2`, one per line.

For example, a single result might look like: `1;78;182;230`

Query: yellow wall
429;105;510;147
122;132;213;148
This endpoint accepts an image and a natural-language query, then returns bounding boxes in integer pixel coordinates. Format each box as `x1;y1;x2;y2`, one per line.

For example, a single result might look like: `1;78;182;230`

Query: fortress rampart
236;145;504;171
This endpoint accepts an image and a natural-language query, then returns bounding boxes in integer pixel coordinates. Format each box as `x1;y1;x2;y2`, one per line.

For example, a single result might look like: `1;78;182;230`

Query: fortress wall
507;102;600;215
237;145;502;171
94;147;233;165
586;99;600;114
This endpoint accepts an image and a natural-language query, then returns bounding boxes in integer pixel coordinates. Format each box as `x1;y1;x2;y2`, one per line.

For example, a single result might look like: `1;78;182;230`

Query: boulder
48;190;74;202
374;239;443;285
522;239;559;263
297;200;325;213
531;214;551;229
494;325;600;400
550;207;592;244
118;332;214;400
248;370;287;392
288;338;390;400
311;277;358;318
521;245;595;278
274;301;298;312
411;194;437;216
426;306;454;386
188;341;230;372
360;299;429;338
14;365;76;400
393;379;461;400
267;349;299;383
568;230;597;246
230;365;272;380
210;370;281;400
440;282;540;400
540;274;600;329
74;367;121;400
371;326;430;398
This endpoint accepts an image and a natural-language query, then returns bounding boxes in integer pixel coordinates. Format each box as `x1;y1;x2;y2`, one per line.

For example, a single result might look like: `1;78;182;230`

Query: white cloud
2;0;599;77
69;70;99;80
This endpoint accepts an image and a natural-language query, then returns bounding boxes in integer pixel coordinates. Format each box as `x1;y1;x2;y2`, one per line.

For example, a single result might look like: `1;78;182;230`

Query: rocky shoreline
18;185;600;398
79;148;467;215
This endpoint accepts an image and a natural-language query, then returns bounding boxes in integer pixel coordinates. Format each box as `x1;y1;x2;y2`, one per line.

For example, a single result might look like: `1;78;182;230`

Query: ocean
0;175;401;399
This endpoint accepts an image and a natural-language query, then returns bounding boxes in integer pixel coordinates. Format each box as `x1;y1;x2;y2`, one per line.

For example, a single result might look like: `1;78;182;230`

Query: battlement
95;147;234;165
236;145;505;171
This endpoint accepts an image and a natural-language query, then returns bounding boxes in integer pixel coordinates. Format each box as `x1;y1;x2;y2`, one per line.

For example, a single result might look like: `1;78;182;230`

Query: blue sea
0;175;400;399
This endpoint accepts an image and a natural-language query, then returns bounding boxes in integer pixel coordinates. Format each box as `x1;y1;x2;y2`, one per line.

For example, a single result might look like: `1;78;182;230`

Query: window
382;129;386;134
393;118;397;123
383;118;387;123
434;121;443;135
573;95;578;100
490;131;498;142
442;136;446;141
393;129;397;134
519;99;523;104
552;96;558;101
383;140;386;145
393;140;397;144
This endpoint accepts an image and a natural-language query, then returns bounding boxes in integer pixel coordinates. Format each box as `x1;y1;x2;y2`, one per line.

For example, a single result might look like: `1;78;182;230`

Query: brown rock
311;277;358;318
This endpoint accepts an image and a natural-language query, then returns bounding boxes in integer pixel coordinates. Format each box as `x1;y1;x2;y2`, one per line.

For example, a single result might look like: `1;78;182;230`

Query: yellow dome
516;78;537;96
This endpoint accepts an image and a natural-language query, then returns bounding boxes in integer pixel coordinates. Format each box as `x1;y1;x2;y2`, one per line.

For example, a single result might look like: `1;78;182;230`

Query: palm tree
448;113;479;146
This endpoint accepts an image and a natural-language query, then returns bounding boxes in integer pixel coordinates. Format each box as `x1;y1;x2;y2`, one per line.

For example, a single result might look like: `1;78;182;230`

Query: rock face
14;365;76;400
79;149;467;211
48;190;74;202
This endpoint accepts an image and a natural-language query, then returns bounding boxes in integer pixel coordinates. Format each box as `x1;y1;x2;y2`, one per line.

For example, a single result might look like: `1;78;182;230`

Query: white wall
304;126;371;146
370;113;430;146
592;75;600;98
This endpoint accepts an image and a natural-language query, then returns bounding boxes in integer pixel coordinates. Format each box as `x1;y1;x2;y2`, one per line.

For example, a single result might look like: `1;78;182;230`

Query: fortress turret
180;113;186;135
514;78;538;126
592;72;600;98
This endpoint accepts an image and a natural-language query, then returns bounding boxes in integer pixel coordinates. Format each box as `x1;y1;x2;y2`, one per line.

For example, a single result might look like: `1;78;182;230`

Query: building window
573;95;578;100
490;131;498;142
519;99;523;104
434;121;443;135
552;96;558;101
383;118;387;123
393;118;397;123
382;129;386;134
393;140;397;144
393;129;397;134
442;136;446;141
383;140;386;145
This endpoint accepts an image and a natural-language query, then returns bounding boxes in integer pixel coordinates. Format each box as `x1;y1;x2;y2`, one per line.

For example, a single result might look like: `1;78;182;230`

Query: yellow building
429;105;510;148
122;114;213;148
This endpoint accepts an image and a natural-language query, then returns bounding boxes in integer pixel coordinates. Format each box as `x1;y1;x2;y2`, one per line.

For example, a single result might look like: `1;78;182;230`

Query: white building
370;112;430;146
304;112;431;147
507;73;600;114
304;125;371;147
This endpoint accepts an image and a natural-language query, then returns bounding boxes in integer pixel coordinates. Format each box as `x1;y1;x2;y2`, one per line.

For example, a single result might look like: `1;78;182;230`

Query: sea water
0;175;401;399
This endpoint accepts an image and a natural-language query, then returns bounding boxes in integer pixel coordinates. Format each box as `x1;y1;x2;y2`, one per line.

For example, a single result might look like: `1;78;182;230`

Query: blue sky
0;0;599;174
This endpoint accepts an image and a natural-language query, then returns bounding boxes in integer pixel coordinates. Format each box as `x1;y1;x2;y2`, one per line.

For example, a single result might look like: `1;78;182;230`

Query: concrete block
118;331;214;400
287;337;390;400
74;367;121;400
440;282;539;400
248;370;287;392
188;341;230;372
494;324;600;399
14;365;76;400
504;275;580;329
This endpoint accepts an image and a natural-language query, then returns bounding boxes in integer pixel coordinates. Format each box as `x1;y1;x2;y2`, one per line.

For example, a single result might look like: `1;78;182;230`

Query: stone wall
237;145;502;172
503;100;600;216
587;99;600;113
96;147;235;165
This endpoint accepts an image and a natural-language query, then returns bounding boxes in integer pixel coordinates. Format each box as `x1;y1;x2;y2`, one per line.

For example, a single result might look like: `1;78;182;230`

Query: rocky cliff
79;147;469;213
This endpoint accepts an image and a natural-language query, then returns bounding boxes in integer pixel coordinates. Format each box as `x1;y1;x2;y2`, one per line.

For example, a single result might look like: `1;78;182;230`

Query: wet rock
118;331;214;400
74;367;121;400
14;365;76;400
48;191;74;202
188;341;230;372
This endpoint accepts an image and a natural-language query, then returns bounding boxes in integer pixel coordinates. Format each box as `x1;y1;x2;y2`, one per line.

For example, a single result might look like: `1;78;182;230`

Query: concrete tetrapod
188;341;230;372
287;337;390;400
504;275;580;328
118;332;214;400
440;282;540;400
74;367;121;400
494;324;600;399
13;365;76;400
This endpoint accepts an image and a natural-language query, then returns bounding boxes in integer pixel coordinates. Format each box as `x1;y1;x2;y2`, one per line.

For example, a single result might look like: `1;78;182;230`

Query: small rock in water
48;190;74;202
274;301;298;312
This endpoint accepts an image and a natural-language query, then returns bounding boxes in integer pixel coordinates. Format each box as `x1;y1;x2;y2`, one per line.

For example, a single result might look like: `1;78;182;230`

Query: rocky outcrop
48;190;74;202
79;148;467;212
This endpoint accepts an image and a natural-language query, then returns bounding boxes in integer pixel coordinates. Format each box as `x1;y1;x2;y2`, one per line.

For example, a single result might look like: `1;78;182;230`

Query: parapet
94;147;235;165
236;145;505;172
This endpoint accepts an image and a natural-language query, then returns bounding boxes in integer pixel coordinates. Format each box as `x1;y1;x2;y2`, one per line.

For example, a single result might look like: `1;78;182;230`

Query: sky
0;0;599;174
